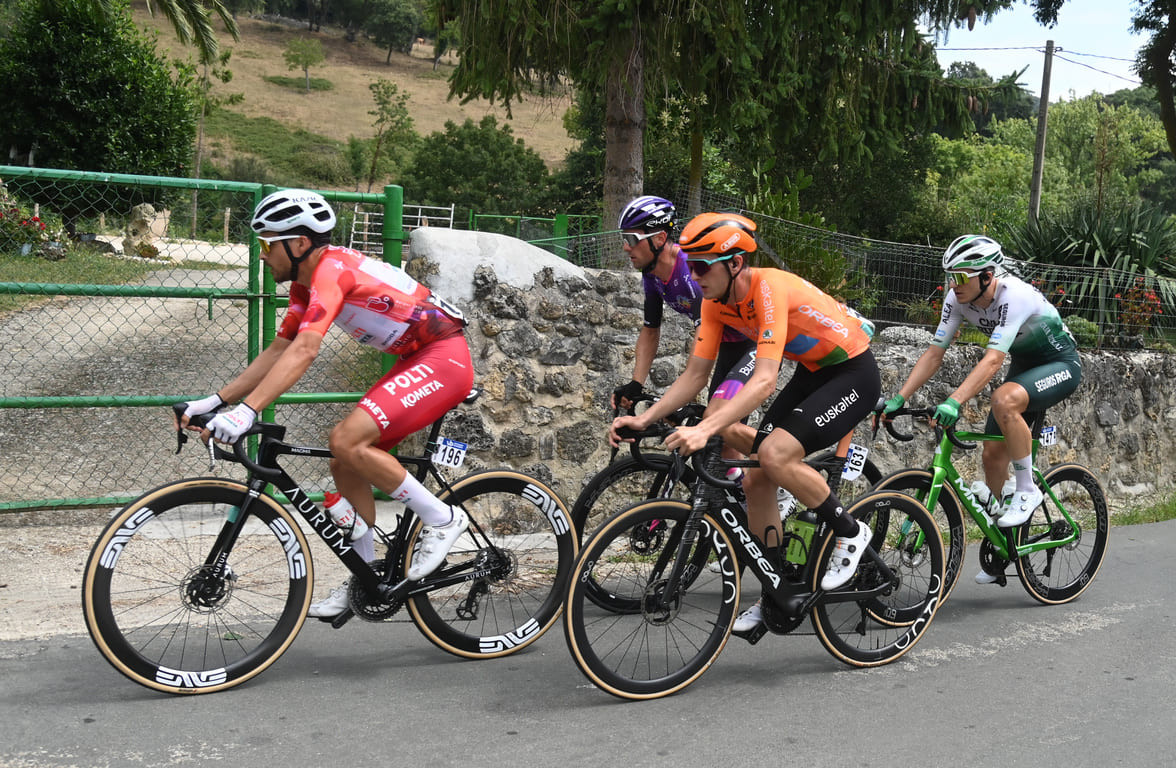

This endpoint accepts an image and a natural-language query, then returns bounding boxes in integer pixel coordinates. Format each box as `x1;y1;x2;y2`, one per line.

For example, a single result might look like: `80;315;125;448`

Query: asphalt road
2;520;1174;768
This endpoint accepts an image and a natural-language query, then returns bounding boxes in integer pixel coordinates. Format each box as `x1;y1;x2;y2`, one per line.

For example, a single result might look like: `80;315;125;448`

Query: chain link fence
0;167;404;511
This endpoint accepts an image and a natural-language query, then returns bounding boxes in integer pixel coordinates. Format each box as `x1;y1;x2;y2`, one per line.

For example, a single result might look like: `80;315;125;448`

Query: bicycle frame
913;429;1081;561
194;417;503;613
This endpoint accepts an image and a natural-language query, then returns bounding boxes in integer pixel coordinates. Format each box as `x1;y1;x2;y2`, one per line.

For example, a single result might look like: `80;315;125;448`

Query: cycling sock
390;473;454;526
812;492;858;538
1012;455;1034;492
353;528;375;562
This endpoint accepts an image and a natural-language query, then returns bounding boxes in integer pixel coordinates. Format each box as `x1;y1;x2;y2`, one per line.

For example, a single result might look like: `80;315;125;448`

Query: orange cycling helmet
678;212;758;257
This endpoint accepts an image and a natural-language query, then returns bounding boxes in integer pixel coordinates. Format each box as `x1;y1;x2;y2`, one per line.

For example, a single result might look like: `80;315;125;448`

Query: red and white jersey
277;246;465;356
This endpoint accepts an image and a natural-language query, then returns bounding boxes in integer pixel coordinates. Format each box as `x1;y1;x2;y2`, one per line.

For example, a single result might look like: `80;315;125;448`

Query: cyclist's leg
330;335;474;525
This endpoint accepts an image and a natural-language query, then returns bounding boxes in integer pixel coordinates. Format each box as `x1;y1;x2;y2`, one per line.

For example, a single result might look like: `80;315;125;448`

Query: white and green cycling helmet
942;234;1004;273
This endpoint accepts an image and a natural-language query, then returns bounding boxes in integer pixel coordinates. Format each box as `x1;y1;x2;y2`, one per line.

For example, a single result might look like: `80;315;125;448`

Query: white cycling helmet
942;234;1004;272
251;189;336;234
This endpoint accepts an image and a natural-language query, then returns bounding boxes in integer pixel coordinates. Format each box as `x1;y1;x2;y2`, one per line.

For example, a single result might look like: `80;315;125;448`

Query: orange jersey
277;246;465;356
693;268;870;371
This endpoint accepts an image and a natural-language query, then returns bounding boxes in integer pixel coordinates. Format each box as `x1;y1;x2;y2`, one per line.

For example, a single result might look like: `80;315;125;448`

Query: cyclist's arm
610;353;712;444
948;347;1006;405
235;331;324;413
630;325;660;386
896;344;946;400
664;356;781;456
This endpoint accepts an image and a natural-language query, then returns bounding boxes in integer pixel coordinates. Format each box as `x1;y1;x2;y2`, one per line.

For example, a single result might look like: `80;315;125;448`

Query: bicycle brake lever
207;438;217;471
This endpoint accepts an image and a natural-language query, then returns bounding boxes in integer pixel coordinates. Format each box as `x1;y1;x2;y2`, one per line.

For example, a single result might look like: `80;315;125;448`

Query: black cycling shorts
983;351;1082;435
752;349;881;455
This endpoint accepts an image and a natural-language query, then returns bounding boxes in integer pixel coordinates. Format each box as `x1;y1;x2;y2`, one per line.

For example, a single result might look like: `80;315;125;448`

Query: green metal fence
0;166;404;511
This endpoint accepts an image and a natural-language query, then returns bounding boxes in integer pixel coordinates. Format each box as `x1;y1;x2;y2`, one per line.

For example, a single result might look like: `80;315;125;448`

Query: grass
262;75;334;92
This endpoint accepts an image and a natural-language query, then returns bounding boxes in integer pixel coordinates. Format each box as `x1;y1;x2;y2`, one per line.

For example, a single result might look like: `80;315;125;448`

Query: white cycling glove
182;393;225;420
207;404;257;443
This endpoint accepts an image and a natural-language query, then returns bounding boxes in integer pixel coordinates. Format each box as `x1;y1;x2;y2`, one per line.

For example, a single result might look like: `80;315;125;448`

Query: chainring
348;557;404;621
978;539;1009;580
760;594;807;635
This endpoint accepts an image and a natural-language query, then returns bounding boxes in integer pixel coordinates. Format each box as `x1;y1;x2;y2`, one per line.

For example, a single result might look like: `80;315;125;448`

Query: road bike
873;406;1108;605
572;400;882;544
563;427;944;700
82;390;577;694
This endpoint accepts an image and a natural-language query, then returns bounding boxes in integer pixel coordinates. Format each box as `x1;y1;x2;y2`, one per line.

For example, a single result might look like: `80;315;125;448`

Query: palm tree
87;0;239;63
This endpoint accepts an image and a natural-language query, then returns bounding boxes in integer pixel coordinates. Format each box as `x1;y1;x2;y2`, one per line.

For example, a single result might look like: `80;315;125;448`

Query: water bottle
324;491;369;541
784;509;817;565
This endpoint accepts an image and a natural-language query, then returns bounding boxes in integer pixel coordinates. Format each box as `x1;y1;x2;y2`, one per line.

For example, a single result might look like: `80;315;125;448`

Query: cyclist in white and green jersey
878;235;1082;582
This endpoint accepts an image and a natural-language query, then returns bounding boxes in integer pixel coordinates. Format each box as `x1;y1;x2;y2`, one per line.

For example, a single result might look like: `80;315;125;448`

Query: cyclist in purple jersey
613;196;756;410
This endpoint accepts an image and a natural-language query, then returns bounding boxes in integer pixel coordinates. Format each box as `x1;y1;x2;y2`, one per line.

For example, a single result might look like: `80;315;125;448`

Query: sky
932;0;1146;101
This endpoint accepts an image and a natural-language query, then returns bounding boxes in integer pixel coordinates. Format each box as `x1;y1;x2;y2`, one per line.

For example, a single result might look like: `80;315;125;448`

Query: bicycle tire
871;468;968;608
804;448;882;505
563;500;739;700
1013;463;1109;605
570;454;697;612
406;470;578;658
82;478;312;694
810;491;944;667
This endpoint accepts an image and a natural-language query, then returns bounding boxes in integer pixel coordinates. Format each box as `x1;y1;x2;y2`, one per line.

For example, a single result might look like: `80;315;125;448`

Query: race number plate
1040;426;1058;447
842;443;868;481
432;437;468;469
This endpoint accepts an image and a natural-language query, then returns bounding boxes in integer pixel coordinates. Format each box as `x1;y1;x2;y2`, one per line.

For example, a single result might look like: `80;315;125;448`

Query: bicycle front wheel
811;492;944;667
564;500;739;700
82;478;312;694
407;470;578;658
872;468;967;607
571;454;694;539
1014;463;1109;605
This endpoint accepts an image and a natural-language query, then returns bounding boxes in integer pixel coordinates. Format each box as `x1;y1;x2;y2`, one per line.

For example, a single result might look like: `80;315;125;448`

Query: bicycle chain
348;556;405;621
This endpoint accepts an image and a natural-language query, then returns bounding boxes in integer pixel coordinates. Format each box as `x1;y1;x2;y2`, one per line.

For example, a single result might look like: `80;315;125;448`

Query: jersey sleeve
985;283;1037;354
692;300;724;361
930;293;965;349
276;283;310;341
642;279;665;329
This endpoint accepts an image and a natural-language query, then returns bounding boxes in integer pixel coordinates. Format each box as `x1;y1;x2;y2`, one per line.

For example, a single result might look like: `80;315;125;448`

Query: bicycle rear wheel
82;478;312;694
872;468;968;607
1014;463;1109;605
811;492;944;667
407;470;578;658
564;500;739;700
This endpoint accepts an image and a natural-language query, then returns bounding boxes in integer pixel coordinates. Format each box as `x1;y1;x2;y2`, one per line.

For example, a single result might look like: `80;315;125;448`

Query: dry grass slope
131;2;574;168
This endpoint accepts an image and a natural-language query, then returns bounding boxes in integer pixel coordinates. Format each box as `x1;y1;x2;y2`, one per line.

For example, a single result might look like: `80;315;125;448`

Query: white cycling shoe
997;488;1043;528
408;507;469;580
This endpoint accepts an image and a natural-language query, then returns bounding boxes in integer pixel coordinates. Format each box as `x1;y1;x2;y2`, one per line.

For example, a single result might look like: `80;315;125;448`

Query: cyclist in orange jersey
610;212;881;632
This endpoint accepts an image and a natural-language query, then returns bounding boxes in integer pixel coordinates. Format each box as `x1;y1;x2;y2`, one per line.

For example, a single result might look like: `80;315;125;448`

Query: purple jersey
642;250;747;343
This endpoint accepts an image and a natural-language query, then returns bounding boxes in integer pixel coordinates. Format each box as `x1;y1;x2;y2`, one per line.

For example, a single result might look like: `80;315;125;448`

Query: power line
1052;53;1141;86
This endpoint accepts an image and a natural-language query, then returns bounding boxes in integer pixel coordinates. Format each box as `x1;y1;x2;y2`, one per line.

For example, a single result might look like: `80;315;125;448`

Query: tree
284;37;325;92
86;0;238;62
365;0;423;62
401;116;551;218
1133;1;1176;159
364;78;416;191
435;0;1041;227
0;0;196;176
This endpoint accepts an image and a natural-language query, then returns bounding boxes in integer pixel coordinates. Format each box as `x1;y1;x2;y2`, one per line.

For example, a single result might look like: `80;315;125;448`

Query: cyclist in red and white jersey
610;213;881;632
178;189;474;618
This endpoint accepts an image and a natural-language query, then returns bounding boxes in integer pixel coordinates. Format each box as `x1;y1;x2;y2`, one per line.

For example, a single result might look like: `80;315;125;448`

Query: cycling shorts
357;334;474;451
983;352;1082;435
709;338;757;401
752;349;881;455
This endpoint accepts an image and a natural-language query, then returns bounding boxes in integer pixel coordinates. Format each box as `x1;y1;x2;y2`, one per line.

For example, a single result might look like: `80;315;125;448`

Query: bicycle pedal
328;608;355;628
733;624;768;645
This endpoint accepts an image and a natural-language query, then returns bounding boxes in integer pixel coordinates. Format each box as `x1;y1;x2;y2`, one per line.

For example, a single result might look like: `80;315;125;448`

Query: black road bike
563;428;944;700
82;391;577;694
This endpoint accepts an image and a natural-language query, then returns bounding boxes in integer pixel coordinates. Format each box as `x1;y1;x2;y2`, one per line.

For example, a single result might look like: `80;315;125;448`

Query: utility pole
1028;40;1055;226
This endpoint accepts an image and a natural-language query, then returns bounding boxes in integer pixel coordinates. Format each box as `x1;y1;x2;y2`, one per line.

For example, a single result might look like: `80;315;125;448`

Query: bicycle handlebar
172;403;283;479
690;437;739;489
873;404;977;451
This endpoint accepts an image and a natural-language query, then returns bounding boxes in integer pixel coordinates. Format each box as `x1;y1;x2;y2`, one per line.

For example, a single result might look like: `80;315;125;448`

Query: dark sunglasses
621;231;659;248
686;254;734;277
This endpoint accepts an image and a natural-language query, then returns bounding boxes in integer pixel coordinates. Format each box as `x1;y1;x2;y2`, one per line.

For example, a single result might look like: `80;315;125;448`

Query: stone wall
406;228;1176;511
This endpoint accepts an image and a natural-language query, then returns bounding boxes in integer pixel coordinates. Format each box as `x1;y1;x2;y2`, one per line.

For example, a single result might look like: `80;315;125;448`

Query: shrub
1065;315;1100;347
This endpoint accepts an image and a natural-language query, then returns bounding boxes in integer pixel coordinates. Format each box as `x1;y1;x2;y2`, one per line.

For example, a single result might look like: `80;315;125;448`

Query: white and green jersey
932;273;1076;358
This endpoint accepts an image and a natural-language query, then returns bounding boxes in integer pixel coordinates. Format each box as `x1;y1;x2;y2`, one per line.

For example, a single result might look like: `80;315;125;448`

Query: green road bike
874;406;1108;606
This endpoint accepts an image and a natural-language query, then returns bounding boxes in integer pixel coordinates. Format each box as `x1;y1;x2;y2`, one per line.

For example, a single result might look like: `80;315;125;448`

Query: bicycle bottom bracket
761;594;806;634
349;557;404;621
978;539;1008;580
